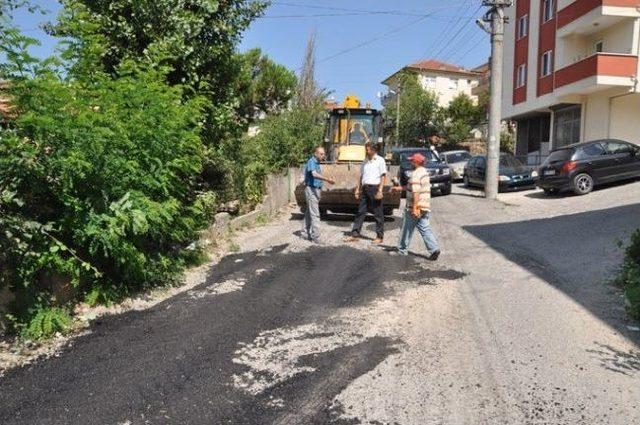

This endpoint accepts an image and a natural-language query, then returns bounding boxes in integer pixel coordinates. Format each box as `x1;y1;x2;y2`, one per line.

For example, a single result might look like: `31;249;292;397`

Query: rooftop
382;59;483;85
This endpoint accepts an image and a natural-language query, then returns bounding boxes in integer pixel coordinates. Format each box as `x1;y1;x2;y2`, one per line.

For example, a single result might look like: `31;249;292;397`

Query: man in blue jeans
391;152;441;260
304;147;334;243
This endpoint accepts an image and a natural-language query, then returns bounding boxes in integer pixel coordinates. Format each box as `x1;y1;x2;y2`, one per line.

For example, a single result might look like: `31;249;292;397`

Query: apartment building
502;0;640;161
382;59;483;109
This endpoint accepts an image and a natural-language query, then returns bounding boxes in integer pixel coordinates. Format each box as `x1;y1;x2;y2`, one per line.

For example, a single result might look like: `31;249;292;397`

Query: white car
441;150;472;181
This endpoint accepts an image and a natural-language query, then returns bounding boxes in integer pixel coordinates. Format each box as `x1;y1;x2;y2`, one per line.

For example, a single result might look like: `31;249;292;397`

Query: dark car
464;152;536;191
537;139;640;195
391;148;452;196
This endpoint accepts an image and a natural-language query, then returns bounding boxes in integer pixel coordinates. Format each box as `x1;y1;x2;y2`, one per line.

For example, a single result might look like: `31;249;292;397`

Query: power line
418;0;472;60
430;3;483;61
310;15;431;68
449;32;489;64
441;17;483;62
270;2;467;17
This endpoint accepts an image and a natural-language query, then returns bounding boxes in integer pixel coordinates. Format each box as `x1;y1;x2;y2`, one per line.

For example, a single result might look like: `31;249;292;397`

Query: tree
234;48;297;125
52;0;268;142
384;72;439;146
438;93;484;148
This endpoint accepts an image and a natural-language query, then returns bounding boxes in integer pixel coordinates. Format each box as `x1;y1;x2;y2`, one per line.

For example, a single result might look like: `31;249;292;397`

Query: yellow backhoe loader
295;95;401;216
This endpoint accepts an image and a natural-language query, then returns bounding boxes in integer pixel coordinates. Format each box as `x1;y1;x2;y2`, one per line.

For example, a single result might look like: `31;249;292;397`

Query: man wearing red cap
391;152;441;260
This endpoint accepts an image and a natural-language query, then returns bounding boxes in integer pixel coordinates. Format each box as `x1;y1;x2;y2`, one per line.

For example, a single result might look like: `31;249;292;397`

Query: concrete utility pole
395;85;401;147
479;0;511;199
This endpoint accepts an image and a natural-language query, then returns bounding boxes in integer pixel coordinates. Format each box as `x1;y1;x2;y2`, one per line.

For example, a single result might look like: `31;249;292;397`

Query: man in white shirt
345;142;387;244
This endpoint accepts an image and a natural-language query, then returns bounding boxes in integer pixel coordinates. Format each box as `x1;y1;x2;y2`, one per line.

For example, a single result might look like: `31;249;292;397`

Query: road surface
1;181;640;424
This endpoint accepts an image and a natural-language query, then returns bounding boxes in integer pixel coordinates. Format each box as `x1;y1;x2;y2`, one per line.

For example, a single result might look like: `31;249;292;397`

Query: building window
553;105;581;148
541;50;553;77
426;77;436;88
594;40;604;53
543;0;554;23
449;79;458;90
518;15;528;39
517;64;526;88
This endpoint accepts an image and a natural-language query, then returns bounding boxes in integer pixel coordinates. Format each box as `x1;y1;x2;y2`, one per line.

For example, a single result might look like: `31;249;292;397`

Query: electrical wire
430;3;483;61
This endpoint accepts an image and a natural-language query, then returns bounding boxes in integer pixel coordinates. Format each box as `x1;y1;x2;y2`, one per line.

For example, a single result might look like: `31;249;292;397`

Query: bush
618;229;640;319
0;55;212;329
239;103;325;205
19;307;72;341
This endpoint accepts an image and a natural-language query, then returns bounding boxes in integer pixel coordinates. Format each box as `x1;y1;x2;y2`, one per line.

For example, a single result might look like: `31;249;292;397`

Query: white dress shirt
360;154;388;185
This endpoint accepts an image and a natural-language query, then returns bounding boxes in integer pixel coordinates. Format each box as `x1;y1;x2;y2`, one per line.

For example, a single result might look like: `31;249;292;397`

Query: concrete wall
610;93;640;144
417;71;480;107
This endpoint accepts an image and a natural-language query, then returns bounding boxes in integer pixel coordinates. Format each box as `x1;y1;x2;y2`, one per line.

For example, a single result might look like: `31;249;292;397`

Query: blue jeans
397;209;440;255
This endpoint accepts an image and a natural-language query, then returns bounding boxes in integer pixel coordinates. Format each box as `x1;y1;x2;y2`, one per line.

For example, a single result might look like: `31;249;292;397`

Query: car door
603;141;637;180
574;143;610;183
465;157;476;181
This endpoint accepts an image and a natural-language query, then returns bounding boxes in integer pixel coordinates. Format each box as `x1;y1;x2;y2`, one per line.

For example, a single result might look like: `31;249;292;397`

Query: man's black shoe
428;250;441;261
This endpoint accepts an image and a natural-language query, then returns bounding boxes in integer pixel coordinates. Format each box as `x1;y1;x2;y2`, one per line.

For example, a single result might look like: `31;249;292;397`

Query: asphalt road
1;180;640;424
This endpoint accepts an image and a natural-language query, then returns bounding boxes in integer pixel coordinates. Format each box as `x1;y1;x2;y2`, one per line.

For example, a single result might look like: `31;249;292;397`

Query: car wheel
383;208;394;216
572;173;593;195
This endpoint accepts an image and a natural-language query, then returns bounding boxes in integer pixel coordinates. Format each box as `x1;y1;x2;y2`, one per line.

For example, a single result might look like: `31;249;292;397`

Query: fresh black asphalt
0;244;464;425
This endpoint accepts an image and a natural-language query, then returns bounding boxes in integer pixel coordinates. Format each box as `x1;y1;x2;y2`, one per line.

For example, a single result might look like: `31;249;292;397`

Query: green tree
52;0;268;141
439;93;484;148
234;48;297;125
385;72;439;146
0;32;212;331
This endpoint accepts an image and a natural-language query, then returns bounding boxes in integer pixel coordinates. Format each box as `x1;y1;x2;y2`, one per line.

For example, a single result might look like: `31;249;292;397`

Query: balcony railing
558;0;640;28
554;53;637;88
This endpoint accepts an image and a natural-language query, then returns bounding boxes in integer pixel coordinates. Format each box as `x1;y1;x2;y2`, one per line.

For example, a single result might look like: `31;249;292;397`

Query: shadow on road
0;244;466;425
463;203;640;350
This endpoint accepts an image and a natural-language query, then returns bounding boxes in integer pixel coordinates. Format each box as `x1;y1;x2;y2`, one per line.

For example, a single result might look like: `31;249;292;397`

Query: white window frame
594;40;604;53
449;79;458;90
517;15;528;39
517;64;526;88
543;0;554;23
424;76;436;88
541;50;553;77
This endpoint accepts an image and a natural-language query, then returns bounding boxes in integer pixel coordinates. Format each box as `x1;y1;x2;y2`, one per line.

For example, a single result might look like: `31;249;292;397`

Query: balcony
554;53;638;94
557;0;640;37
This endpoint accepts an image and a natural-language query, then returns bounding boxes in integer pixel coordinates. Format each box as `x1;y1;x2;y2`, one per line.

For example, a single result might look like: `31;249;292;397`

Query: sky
10;0;491;108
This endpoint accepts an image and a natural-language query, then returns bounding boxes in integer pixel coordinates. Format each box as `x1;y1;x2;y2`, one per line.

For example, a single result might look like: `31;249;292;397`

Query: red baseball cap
407;153;425;164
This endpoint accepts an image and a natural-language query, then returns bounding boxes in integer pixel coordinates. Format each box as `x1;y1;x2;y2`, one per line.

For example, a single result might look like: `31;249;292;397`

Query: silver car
442;150;472;181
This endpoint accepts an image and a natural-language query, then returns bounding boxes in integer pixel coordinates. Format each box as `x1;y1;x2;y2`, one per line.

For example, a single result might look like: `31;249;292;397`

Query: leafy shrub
240;103;325;205
19;307;72;341
618;229;640;319
0;34;212;329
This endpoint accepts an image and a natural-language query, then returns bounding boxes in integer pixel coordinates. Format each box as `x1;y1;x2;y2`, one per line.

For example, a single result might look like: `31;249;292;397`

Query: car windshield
444;152;471;163
499;154;523;168
395;150;439;167
544;148;573;164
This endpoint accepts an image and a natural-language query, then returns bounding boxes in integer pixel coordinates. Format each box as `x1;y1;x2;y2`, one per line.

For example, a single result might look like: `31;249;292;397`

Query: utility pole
478;0;511;199
395;84;402;147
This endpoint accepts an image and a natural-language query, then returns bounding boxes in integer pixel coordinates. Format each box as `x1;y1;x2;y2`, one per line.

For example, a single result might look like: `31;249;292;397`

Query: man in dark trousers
345;142;387;244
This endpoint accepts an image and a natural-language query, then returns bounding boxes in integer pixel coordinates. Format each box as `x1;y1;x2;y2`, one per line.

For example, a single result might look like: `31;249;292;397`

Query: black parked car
537;139;640;195
391;148;452;196
464;152;536;191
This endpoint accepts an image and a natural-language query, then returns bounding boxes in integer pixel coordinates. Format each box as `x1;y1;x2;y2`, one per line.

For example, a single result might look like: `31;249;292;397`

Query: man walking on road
304;147;334;243
391;152;441;260
345;142;387;244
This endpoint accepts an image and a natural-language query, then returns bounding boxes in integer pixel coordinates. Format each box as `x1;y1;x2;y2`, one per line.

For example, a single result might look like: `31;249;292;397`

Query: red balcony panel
558;0;640;28
538;75;554;96
554;53;638;88
513;86;527;104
